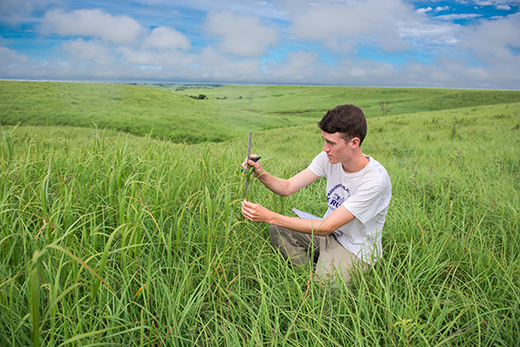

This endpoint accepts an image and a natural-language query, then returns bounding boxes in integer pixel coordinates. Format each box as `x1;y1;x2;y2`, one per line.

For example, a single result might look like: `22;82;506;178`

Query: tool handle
244;132;252;200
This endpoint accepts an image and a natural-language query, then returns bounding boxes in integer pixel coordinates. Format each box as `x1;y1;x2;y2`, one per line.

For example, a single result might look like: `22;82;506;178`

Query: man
241;104;392;282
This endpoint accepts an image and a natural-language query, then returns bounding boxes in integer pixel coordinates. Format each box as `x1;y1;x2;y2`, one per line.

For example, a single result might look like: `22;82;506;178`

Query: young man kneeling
241;104;392;282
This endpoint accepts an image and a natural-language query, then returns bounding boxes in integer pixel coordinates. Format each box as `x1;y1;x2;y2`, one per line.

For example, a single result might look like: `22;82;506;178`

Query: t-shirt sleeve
308;151;328;177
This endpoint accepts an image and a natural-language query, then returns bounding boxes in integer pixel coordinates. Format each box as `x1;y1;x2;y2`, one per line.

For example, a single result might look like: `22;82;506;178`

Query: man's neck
342;152;369;173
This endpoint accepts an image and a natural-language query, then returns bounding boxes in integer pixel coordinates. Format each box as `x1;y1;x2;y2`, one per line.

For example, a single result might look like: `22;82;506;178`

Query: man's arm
241;200;355;236
244;155;319;196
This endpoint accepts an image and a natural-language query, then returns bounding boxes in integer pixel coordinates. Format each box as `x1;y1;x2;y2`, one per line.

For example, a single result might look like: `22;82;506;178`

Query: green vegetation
179;84;520;119
0;81;315;143
2;81;519;144
0;82;519;345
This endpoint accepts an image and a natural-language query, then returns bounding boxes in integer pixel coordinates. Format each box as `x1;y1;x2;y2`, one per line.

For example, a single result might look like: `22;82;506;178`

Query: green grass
174;84;520;118
1;94;519;346
0;81;316;143
2;81;519;144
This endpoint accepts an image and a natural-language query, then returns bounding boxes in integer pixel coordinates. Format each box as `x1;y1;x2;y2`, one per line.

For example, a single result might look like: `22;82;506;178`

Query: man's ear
351;137;361;148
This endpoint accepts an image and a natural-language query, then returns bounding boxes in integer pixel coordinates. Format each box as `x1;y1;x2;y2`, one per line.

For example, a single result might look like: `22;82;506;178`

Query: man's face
322;131;352;164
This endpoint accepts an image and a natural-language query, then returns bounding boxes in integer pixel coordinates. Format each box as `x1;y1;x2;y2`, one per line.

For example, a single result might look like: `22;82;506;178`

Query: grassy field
173;84;520;118
0;81;315;143
2;80;520;143
0;82;519;346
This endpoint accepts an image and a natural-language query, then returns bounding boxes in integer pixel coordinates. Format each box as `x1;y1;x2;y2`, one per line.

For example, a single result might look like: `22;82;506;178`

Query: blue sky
1;0;519;89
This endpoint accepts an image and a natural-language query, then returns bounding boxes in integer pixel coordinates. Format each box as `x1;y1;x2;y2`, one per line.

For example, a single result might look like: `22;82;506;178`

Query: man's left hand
241;200;272;223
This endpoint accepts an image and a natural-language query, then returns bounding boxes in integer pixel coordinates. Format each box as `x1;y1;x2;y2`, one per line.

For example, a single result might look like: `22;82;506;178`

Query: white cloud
399;21;460;46
142;26;191;51
286;50;319;69
198;47;232;67
263;55;399;86
473;0;515;6
62;39;116;65
436;13;483;20
205;11;279;57
189;46;263;81
262;50;328;83
473;1;494;5
0;0;58;24
288;0;414;52
118;46;194;66
460;12;520;61
0;46;30;65
417;7;433;14
1;0;519;89
40;9;145;45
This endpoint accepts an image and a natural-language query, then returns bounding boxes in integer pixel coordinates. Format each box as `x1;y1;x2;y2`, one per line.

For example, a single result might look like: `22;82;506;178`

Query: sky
1;0;519;89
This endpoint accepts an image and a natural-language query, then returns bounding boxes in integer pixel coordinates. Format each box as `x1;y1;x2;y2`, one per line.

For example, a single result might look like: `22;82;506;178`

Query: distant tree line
187;94;208;100
185;94;229;100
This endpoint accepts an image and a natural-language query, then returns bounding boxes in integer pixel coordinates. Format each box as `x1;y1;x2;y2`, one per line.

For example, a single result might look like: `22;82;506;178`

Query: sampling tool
244;132;252;200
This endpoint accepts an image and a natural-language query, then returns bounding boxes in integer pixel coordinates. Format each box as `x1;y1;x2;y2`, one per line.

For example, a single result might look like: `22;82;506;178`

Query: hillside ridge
1;81;519;143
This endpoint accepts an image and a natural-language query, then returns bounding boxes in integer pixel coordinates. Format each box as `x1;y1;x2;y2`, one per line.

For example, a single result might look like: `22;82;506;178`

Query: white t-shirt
308;151;392;264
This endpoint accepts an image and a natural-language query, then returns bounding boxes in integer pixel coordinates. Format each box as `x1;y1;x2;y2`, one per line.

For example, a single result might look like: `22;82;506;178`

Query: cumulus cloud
285;50;319;69
417;7;433;14
40;9;144;45
62;39;116;65
400;22;459;46
473;0;514;6
0;0;58;24
1;0;519;88
261;54;404;87
435;13;483;20
461;12;520;61
198;47;232;67
262;50;328;84
288;0;413;52
186;46;263;82
142;26;191;50
118;46;194;66
205;11;279;57
0;46;30;65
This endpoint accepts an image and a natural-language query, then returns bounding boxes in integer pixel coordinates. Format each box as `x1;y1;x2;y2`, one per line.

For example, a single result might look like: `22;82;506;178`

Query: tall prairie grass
1;101;519;346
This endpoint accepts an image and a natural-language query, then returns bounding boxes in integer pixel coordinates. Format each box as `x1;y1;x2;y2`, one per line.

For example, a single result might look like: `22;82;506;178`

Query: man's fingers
241;200;254;220
242;154;258;169
241;200;253;209
241;200;255;214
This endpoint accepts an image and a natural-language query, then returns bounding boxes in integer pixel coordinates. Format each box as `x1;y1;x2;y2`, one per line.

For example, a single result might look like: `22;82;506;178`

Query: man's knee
269;224;289;247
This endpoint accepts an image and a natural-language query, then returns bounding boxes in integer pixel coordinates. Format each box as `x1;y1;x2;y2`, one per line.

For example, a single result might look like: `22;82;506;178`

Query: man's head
317;104;367;146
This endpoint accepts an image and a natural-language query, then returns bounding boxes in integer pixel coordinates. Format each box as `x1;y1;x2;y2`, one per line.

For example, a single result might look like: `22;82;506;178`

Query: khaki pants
269;225;368;282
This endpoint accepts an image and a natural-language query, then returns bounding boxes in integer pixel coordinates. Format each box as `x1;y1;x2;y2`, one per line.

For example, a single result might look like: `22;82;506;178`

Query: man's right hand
242;156;319;197
242;154;264;177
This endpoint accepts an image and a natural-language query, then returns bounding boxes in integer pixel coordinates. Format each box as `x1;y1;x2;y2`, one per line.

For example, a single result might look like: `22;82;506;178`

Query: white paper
292;208;323;220
292;208;342;236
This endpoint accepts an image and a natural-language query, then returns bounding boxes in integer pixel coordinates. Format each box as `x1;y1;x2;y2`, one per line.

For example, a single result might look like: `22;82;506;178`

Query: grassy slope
2;81;519;144
0;81;314;143
176;84;520;118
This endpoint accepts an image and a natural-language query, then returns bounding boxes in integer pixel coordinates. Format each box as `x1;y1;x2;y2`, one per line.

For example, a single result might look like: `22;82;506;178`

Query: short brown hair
317;104;367;145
